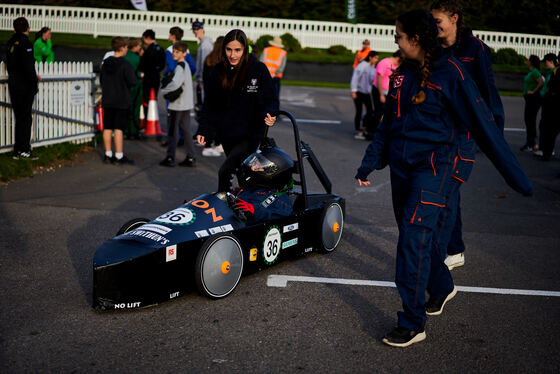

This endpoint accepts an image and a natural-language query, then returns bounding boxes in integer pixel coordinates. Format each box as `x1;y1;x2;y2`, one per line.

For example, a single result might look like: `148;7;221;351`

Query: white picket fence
0;61;96;153
1;4;558;58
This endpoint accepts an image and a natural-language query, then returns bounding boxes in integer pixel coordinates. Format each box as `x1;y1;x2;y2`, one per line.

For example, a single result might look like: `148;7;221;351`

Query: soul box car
93;111;345;310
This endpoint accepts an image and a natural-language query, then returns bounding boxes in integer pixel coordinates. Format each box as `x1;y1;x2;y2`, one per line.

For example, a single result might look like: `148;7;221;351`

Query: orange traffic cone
139;100;146;129
144;88;163;136
96;105;104;131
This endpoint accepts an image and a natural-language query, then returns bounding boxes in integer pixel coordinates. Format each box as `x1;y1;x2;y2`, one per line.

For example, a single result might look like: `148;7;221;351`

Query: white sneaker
214;144;224;154
354;132;366;140
202;147;221;157
445;253;465;270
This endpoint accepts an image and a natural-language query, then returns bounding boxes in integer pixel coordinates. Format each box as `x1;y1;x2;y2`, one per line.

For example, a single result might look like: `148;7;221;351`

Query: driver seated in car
228;145;294;223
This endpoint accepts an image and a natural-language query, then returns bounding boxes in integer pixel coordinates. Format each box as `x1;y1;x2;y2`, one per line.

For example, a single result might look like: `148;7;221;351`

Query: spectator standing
521;55;544;152
430;0;506;270
7;17;40;160
535;53;559;160
100;37;137;164
165;26;196;77
353;39;371;69
350;50;379;140
260;37;288;99
139;29;166;121
375;50;403;108
196;29;278;192
160;26;197;146
33;26;54;63
124;37;143;139
200;35;225;157
192;21;214;117
159;42;196;167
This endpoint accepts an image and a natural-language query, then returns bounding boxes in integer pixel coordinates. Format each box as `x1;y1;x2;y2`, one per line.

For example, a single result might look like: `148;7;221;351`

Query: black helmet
239;146;294;189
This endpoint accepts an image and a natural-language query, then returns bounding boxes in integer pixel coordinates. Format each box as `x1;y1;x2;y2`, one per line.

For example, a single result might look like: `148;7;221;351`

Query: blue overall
356;53;532;331
443;29;505;256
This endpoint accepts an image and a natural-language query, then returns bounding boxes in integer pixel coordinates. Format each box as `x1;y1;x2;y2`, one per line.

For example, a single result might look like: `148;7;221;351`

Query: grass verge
0;141;91;183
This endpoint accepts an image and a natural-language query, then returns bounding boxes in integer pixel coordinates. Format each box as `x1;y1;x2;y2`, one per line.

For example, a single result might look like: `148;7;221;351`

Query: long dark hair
220;29;249;91
205;36;224;67
430;0;465;46
35;26;50;41
396;10;440;104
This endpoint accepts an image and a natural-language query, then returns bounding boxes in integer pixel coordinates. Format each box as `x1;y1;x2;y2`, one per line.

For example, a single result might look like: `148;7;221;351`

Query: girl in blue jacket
356;10;532;348
431;0;506;271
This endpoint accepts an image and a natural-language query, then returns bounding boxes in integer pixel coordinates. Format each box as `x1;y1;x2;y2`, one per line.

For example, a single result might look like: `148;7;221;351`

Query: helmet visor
243;153;278;177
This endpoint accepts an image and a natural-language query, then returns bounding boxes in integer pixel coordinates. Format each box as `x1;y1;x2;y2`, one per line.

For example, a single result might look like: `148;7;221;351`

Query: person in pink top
371;50;403;132
375;50;403;105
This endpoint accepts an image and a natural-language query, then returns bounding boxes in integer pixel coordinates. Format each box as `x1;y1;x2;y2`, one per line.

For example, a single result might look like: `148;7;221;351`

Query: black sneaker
178;156;196;167
103;155;115;164
114;155;134;165
382;326;426;347
426;286;457;316
13;151;39;160
159;156;175;167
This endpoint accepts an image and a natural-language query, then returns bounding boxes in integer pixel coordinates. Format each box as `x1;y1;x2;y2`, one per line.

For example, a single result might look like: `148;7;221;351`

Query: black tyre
318;202;344;252
116;218;150;236
195;234;244;299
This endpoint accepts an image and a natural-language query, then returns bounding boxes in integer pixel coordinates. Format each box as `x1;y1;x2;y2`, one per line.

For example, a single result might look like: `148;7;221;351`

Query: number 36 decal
263;226;281;264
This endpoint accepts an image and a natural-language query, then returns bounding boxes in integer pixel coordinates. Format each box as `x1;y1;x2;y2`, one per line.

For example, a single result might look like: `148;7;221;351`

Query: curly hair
396;10;440;104
430;0;465;46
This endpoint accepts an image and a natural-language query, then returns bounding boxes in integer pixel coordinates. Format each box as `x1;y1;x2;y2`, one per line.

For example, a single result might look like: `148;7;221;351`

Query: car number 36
156;208;195;225
263;227;281;264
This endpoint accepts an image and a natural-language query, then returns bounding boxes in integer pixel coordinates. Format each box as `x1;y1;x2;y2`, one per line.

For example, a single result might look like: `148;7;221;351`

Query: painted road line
267;275;560;297
280;118;341;125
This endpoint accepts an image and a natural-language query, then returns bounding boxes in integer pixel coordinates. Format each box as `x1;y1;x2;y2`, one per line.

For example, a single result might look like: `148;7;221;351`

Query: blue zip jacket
164;46;196;76
356;52;533;197
445;29;504;131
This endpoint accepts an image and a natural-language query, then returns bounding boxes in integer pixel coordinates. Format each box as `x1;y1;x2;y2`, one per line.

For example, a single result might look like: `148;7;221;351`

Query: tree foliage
3;0;559;35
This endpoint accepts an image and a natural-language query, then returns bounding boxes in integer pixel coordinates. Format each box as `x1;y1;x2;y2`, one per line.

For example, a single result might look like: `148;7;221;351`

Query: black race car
93;111;345;310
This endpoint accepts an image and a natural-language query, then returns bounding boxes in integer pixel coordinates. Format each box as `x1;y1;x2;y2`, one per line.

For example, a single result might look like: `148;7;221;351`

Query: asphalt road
1;86;559;373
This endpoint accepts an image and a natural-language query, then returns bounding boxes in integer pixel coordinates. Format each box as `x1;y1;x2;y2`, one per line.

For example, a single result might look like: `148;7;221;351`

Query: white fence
1;4;558;58
0;61;96;153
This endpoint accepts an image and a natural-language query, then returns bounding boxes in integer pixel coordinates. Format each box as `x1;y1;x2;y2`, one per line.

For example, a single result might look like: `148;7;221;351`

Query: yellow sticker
249;248;258;261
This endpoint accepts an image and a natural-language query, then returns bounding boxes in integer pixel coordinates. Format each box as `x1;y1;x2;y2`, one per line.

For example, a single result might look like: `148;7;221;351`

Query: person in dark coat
196;29;279;192
139;29;166;121
6;17;40;160
356;10;533;348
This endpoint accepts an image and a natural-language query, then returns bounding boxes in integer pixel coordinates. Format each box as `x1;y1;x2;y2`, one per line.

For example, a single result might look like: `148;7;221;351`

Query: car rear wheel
116;218;150;236
195;234;244;299
318;202;344;252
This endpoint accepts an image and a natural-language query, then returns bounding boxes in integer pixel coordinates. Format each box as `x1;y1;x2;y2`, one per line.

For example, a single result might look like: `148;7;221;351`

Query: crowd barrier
0;4;558;57
0;61;96;153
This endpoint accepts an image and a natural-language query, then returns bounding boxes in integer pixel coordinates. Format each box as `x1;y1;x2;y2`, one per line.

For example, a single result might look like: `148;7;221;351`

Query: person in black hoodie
6;17;40;160
139;29;166;122
100;37;138;164
196;29;279;192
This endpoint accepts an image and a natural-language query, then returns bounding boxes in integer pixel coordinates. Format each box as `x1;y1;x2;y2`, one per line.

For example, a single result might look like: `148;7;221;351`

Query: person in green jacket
33;27;54;63
124;37;143;138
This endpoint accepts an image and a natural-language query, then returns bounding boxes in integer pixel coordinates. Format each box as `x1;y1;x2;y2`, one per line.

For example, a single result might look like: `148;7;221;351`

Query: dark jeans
9;86;36;153
538;97;560;158
523;93;542;147
272;77;281;101
353;92;374;132
218;139;259;192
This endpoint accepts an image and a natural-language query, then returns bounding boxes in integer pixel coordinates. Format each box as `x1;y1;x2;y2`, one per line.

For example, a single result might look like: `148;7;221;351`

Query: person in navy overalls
431;0;505;270
355;10;533;347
